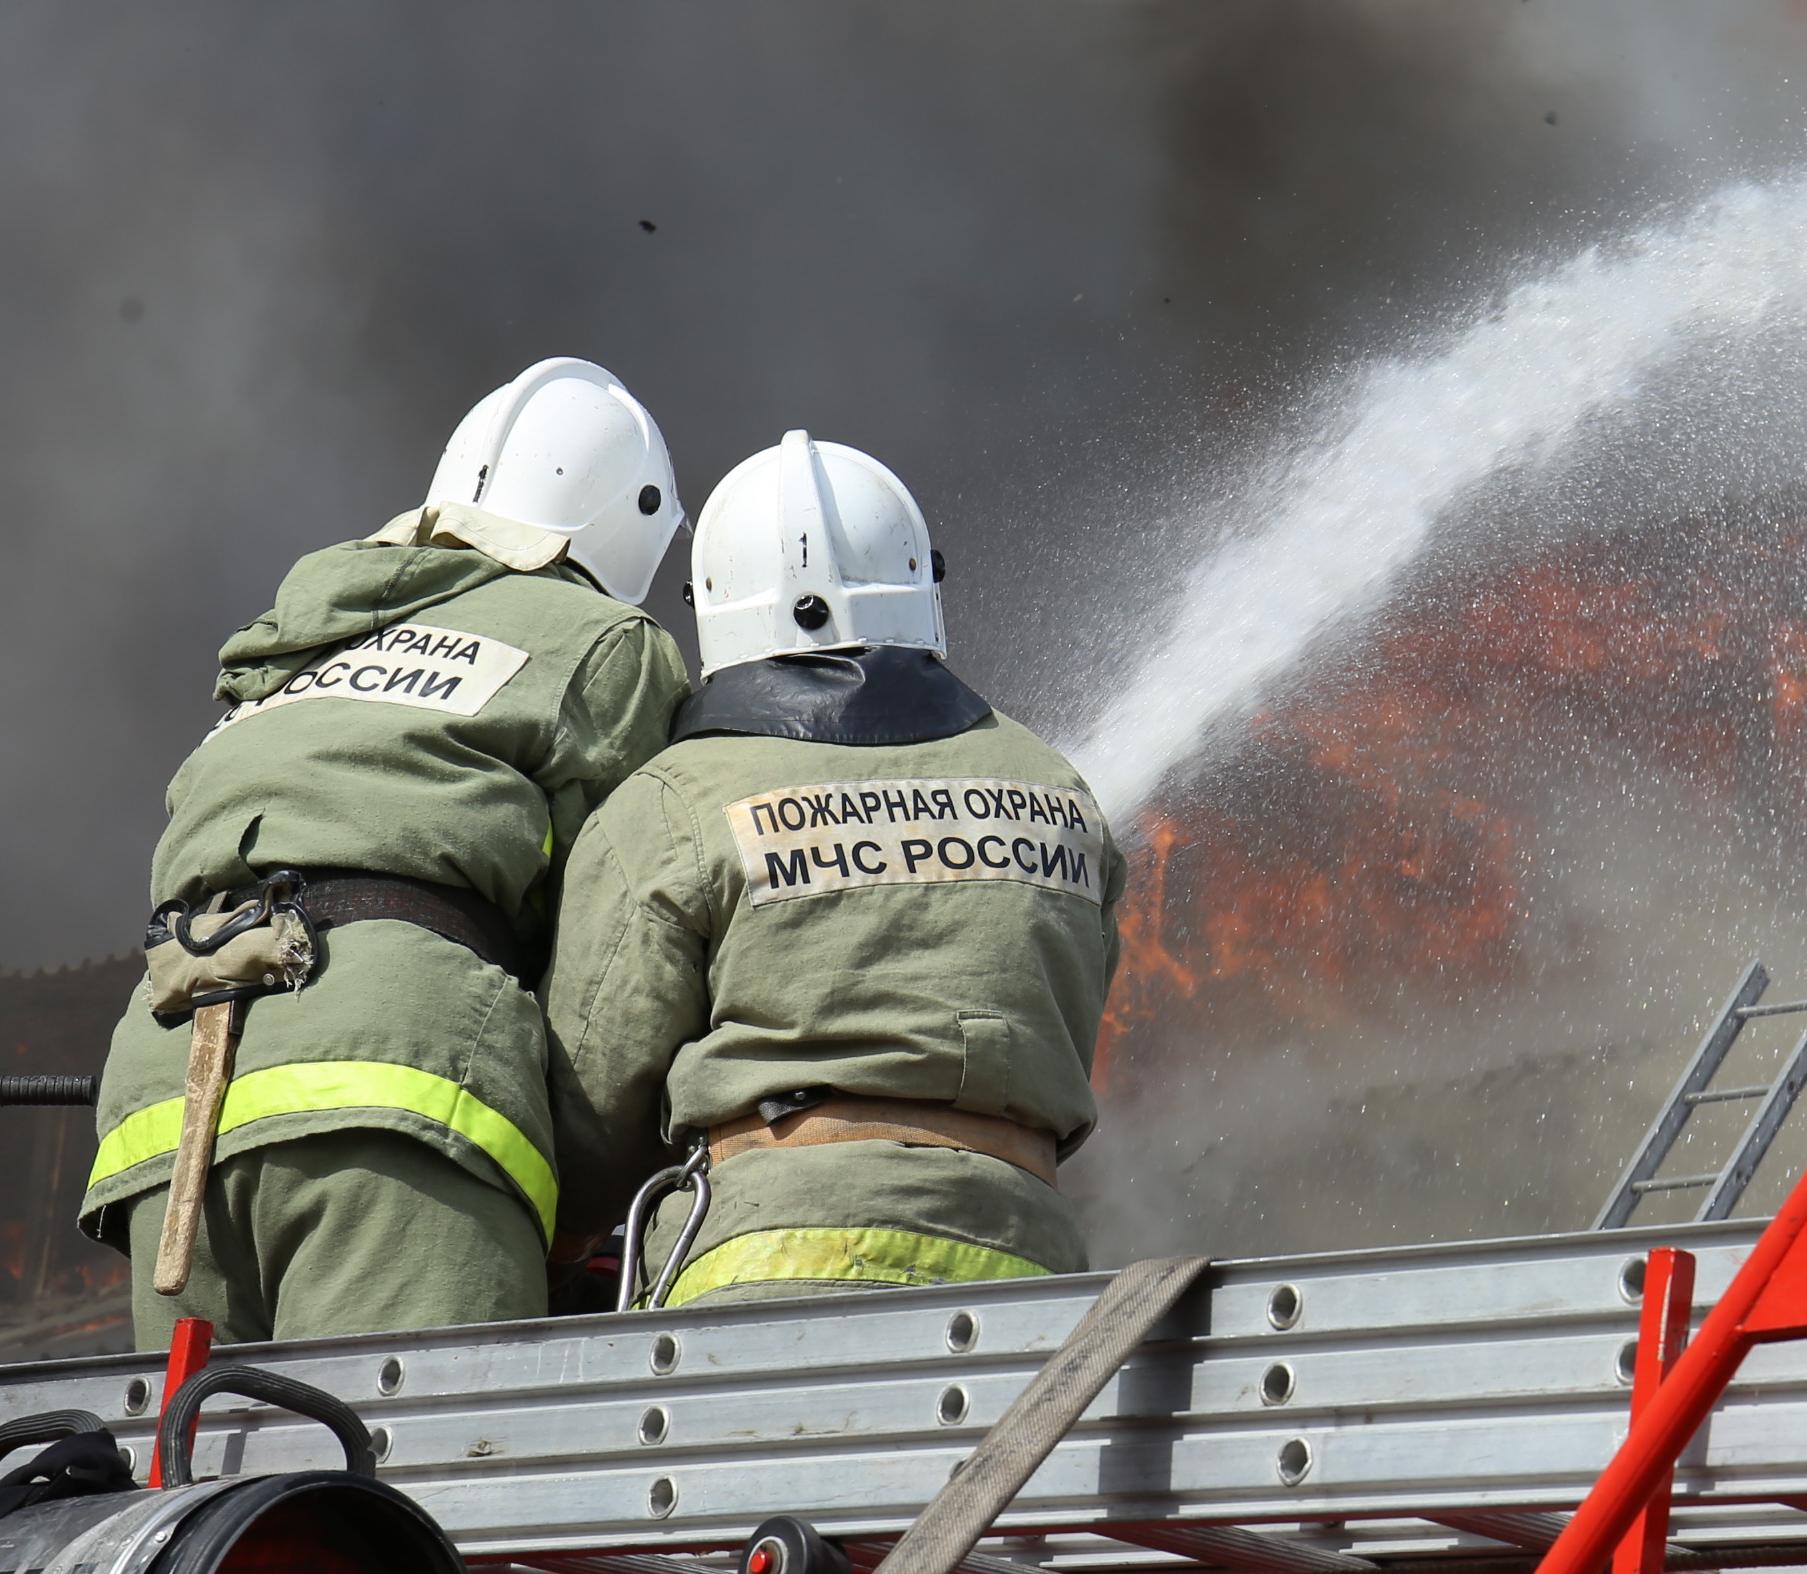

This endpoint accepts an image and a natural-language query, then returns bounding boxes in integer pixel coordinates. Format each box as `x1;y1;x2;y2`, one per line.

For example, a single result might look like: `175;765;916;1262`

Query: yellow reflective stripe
664;1226;1051;1307
541;823;555;860
87;1061;557;1243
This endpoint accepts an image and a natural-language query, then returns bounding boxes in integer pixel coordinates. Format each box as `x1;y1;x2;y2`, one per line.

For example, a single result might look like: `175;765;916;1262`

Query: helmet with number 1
424;357;685;604
691;430;945;678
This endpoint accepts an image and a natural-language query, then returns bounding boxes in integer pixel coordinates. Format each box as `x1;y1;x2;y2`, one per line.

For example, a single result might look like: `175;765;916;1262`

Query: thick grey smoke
1;0;1799;970
0;0;1170;968
2;1;1806;1272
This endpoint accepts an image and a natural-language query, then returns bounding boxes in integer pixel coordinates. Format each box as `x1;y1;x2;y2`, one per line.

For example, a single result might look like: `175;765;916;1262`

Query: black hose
0;1410;107;1464
0;1075;97;1106
156;1365;375;1488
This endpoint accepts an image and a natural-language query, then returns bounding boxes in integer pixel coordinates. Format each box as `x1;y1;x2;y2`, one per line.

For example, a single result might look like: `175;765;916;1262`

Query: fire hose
0;1077;95;1107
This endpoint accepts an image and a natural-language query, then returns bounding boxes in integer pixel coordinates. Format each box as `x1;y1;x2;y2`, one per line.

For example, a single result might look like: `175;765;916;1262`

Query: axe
153;998;244;1296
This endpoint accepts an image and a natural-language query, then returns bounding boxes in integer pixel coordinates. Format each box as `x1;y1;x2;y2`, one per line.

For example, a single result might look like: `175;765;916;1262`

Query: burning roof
1080;507;1807;1258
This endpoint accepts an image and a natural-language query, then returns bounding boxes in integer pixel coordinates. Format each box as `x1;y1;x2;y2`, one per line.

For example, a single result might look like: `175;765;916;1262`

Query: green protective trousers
638;1144;1082;1309
125;1131;547;1349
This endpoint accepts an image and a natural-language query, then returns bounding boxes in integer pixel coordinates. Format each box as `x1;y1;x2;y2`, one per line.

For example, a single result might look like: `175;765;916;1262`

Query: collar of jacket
367;502;571;573
671;648;994;747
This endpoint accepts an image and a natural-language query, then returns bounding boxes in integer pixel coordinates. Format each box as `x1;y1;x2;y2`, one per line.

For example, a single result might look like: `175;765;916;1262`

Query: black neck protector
671;647;993;747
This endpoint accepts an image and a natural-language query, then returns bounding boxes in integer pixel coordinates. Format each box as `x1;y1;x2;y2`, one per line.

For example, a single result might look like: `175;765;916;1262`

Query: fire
1097;514;1807;1071
73;1260;129;1293
1770;621;1807;746
1096;815;1199;1090
0;1221;25;1284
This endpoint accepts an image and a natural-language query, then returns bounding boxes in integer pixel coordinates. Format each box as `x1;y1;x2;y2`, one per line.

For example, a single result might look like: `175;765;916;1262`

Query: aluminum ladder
7;1218;1807;1572
1595;959;1807;1229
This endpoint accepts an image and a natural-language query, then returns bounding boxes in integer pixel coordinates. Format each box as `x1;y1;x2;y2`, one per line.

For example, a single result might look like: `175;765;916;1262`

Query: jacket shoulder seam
631;764;716;932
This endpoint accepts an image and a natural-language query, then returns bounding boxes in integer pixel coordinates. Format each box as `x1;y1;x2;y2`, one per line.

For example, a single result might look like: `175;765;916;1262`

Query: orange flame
1097;518;1807;1074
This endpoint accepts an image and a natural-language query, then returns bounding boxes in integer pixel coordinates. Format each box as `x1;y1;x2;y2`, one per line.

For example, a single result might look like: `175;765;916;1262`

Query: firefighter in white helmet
543;431;1127;1305
81;358;692;1345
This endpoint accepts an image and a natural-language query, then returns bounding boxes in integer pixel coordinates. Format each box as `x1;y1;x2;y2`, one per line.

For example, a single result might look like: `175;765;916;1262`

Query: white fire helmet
424;357;685;604
691;430;946;679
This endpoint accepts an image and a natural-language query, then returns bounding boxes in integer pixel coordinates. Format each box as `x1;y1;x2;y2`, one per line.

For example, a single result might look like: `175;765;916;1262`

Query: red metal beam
146;1315;212;1488
1611;1246;1695;1574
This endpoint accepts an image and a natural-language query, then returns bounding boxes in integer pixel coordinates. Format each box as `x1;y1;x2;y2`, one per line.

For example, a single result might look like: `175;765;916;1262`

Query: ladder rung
1697;1024;1807;1223
1737;1000;1807;1018
1632;1174;1718;1193
1433;1511;1571;1551
1686;1086;1770;1104
1108;1524;1379;1573
1592;960;1768;1230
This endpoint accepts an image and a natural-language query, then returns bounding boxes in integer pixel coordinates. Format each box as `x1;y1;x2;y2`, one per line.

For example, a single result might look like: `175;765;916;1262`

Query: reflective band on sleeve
87;1061;557;1243
663;1226;1051;1307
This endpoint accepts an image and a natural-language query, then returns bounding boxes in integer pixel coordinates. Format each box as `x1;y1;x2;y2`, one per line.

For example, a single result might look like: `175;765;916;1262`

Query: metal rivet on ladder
945;1310;979;1353
123;1376;152;1417
937;1384;970;1426
1267;1283;1303;1330
369;1425;393;1463
650;1333;681;1376
648;1476;678;1518
1618;1256;1647;1304
1276;1437;1313;1486
1260;1362;1296;1406
376;1356;405;1397
638;1405;670;1446
117;1445;136;1476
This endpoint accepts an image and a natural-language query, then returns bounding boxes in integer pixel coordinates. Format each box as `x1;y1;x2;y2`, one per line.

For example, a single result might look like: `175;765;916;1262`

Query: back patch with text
206;623;530;739
725;777;1104;907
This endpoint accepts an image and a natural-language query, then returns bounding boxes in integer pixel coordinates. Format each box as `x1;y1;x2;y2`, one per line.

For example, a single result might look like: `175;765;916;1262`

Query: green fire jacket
541;671;1125;1303
80;504;690;1249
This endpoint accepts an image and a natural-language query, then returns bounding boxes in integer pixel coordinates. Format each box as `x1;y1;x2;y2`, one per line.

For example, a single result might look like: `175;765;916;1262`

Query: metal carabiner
615;1146;712;1314
616;1161;684;1313
648;1149;712;1310
167;869;308;957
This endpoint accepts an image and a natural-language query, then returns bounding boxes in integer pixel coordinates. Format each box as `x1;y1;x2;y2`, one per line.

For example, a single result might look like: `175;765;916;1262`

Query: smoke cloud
3;1;1807;1272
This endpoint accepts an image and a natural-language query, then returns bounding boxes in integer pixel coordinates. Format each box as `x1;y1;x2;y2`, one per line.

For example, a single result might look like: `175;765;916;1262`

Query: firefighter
542;430;1126;1306
79;358;693;1346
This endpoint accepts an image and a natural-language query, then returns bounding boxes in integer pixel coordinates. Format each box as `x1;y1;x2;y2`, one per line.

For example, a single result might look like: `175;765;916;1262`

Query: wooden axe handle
153;1000;240;1297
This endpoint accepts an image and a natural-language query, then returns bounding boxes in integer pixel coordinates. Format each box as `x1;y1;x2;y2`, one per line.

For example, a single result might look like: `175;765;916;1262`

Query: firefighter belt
708;1096;1059;1189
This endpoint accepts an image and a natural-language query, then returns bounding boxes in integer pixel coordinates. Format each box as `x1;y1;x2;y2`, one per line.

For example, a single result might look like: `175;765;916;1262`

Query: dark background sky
3;0;1805;973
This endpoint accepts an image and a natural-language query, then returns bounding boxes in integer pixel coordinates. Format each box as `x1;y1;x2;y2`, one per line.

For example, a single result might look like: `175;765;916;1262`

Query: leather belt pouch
144;905;315;1017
